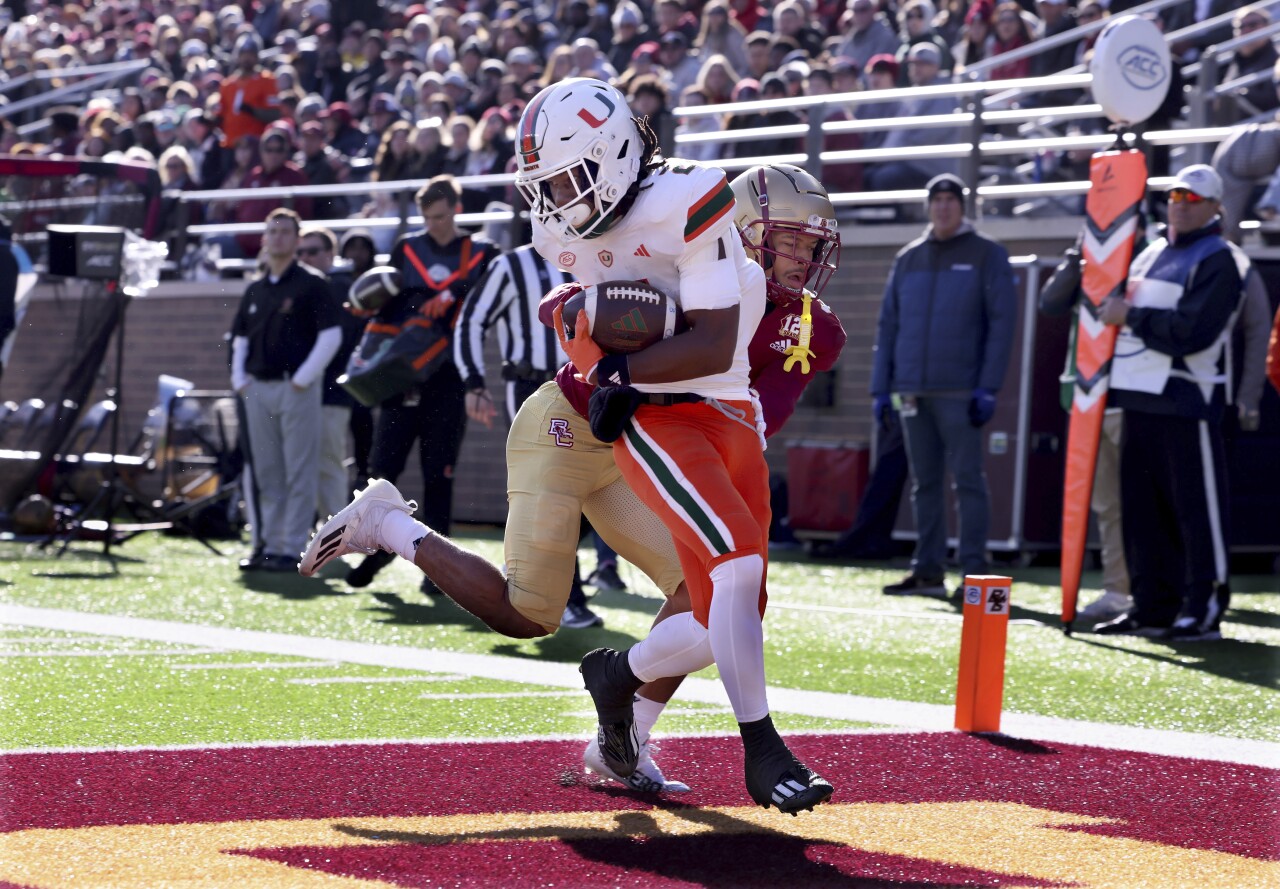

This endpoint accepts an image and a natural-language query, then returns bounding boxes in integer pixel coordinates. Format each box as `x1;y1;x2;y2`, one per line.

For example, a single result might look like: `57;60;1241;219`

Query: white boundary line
3;604;1277;769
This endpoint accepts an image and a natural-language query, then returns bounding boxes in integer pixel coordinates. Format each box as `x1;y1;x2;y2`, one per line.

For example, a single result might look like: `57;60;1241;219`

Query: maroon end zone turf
3;732;1277;887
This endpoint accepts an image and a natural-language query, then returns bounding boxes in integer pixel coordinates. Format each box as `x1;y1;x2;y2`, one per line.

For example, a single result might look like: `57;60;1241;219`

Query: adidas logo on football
611;308;649;334
633;245;651;257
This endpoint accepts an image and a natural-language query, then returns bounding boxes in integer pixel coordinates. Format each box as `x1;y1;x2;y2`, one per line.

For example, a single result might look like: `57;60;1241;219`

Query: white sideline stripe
769;601;1045;626
0;647;226;658
420;691;578;700
170;660;340;671
289;674;466;686
2;726;912;757
3;604;1277;769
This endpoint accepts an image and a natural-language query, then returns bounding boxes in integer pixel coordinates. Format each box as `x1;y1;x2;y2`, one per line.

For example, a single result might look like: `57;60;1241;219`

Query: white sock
381;510;431;562
707;554;768;723
633;695;667;745
627;612;714;683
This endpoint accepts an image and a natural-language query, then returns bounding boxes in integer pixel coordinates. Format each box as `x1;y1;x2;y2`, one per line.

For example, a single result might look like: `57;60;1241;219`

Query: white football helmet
730;164;840;305
514;78;642;242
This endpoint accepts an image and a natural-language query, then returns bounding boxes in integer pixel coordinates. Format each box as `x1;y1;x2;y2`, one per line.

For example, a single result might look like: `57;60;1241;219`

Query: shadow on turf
1074;634;1279;690
329;808;910;888
362;589;637;659
239;572;356;601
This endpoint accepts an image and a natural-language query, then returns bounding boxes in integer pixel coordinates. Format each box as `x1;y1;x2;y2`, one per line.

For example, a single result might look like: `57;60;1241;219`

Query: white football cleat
298;478;417;577
584;737;690;793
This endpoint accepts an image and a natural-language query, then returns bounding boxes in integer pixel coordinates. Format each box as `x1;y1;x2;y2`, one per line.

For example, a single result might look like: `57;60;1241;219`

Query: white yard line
419;691;579;700
3;604;1276;769
289;674;467;686
0;647;227;658
169;660;340;670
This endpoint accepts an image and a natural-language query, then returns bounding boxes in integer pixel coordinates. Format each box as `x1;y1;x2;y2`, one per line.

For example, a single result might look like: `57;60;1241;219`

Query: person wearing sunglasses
893;0;953;84
1216;6;1279;126
1095;165;1242;643
230;128;313;258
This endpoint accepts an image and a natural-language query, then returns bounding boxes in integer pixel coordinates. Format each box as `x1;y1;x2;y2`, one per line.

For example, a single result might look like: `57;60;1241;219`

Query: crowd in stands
0;0;1278;264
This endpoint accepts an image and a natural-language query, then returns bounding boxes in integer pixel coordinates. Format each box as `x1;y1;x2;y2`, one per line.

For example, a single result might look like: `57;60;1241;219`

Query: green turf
1;532;1277;751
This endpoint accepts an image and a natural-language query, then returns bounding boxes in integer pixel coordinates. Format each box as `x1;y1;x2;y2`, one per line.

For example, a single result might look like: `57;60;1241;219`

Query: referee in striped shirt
454;243;571;425
453;243;604;629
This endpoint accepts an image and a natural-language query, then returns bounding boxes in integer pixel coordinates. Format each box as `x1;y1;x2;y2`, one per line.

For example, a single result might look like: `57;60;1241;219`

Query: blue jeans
900;395;990;579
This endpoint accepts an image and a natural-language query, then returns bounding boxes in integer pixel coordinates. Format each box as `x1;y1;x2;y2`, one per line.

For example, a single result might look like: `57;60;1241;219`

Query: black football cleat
580;647;642;778
741;716;834;815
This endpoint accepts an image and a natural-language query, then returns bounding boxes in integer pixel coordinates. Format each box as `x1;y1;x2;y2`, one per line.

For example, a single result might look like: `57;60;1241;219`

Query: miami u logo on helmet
577;92;616;129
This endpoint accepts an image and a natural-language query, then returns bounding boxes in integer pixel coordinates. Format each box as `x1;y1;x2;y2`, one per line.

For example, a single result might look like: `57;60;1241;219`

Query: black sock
739;714;780;756
609;647;642;695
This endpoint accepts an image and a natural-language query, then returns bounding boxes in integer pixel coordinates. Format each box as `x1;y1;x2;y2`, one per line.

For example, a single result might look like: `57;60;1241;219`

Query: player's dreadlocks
611;115;664;218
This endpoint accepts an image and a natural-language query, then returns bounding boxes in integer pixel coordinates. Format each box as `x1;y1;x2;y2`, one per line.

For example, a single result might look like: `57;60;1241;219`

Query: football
562;280;686;354
348;265;402;314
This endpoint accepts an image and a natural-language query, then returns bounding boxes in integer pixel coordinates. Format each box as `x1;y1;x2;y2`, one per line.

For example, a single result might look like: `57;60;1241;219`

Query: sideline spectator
675;86;722;162
952;0;995;74
462;107;515;214
871;174;1017;599
696;54;741;105
1037;233;1137;624
219;33;282;149
372;120;421;183
298;226;363;521
835;0;901;74
1216;7;1280;126
182;109;226;192
774;0;825;60
859;55;902;152
1095;166;1241;641
729;73;802;160
659;30;703;100
989;1;1035;81
806;65;864;194
1211;115;1280;244
743;30;775;82
320;101;372;159
609;1;653;76
864;44;961;194
296;119;347;220
232;128;313;258
696;1;750;77
230;208;343;572
895;0;955;82
1029;0;1078;80
339;228;379;482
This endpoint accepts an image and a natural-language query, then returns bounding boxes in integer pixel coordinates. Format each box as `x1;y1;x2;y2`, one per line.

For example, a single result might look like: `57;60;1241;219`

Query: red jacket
234;162;313;256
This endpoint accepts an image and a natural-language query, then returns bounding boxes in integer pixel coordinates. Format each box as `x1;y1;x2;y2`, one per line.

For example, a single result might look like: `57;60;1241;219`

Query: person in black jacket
299;226;363;520
345;176;498;593
870;174;1018;599
229;209;343;571
1095;166;1242;642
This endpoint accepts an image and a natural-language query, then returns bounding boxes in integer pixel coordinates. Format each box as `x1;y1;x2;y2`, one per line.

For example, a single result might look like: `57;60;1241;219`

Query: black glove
588;385;644;443
968;388;996;427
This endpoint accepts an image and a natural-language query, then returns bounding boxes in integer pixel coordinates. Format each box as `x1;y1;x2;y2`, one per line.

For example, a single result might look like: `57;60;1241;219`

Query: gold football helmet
730;164;840;305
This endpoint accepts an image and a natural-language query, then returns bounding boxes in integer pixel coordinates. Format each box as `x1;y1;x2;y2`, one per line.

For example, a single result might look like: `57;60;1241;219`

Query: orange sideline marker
955;575;1012;733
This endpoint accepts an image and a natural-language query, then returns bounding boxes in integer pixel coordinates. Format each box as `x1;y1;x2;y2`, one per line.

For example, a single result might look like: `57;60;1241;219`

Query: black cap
925;173;966;206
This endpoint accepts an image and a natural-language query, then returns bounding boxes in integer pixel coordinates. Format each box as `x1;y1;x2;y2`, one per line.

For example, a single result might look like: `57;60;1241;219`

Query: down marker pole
955;575;1012;733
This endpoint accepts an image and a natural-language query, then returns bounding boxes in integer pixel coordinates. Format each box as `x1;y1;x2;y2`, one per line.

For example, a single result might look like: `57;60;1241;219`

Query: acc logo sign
1118;44;1166;91
558;251;576;267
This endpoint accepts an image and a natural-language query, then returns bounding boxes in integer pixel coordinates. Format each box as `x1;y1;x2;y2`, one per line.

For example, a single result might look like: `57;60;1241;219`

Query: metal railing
0;60;152;123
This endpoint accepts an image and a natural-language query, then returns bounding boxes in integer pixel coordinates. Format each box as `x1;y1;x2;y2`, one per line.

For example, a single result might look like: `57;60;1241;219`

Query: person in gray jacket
864;43;962;195
871;174;1018;598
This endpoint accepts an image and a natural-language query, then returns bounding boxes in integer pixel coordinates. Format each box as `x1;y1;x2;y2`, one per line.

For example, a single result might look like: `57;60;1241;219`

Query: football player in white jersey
520;78;833;815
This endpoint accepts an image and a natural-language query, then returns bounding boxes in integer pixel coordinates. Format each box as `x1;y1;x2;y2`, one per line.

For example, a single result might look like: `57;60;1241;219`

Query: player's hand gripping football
552;301;605;383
